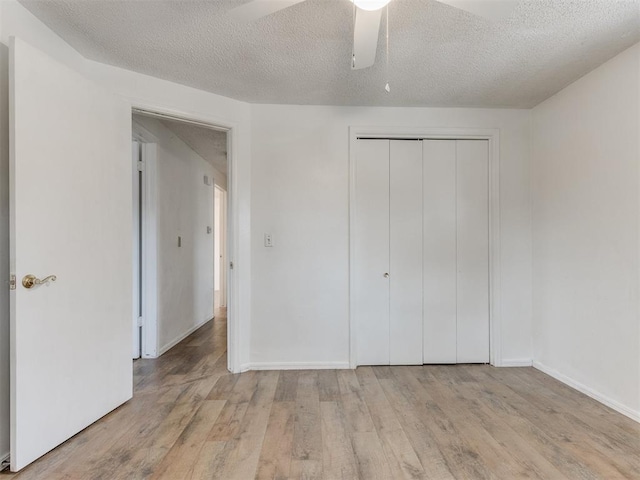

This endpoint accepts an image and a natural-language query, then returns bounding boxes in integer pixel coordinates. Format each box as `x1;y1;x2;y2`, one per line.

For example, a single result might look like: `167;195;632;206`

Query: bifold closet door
456;140;489;363
354;139;423;365
423;139;489;364
355;138;487;366
354;139;390;365
389;140;423;365
423;140;457;363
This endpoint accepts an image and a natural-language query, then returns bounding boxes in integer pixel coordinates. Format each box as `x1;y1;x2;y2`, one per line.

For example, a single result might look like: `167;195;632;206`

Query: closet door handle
383;273;390;278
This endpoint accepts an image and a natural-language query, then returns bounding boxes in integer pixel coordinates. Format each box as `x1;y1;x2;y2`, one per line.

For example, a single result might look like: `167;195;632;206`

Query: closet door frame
348;127;502;368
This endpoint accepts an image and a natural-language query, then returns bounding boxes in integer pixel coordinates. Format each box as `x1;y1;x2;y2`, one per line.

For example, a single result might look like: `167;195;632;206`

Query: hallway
4;308;640;479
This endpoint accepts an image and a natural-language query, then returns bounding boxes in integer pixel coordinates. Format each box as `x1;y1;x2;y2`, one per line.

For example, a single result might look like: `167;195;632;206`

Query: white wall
250;105;533;368
133;116;215;353
532;43;640;420
213;170;228;191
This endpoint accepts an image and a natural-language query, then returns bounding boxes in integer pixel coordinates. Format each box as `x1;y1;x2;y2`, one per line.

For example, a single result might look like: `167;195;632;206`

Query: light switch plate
264;233;273;247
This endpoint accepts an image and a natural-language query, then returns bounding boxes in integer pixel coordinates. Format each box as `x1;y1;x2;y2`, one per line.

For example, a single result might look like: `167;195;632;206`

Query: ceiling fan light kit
351;0;392;11
229;0;519;73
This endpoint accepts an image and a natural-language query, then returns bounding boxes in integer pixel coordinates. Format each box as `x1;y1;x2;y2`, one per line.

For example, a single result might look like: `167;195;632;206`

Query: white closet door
456;140;490;363
354;140;390;365
389;141;423;365
423;140;457;363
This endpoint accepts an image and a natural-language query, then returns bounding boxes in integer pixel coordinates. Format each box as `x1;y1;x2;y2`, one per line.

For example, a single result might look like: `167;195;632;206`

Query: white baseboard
247;361;351;371
158;316;212;356
533;361;640;424
499;358;533;367
245;360;535;370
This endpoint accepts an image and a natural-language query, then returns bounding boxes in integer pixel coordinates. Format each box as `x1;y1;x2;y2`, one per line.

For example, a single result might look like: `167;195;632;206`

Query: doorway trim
348;126;502;368
130;103;240;373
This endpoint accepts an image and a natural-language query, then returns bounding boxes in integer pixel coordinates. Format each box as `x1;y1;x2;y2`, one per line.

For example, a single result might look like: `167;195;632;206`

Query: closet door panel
423;140;457;363
456;140;490;363
390;140;423;365
354;140;390;365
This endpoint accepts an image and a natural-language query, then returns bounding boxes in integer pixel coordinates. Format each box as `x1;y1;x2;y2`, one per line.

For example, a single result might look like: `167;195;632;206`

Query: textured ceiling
159;118;228;174
20;0;640;107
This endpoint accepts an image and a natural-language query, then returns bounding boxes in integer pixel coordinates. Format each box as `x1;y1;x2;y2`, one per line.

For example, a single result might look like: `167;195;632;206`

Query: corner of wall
529;41;640;422
533;361;640;423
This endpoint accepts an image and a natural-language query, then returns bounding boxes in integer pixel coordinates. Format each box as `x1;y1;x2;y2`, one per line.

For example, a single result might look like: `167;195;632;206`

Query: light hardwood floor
4;310;640;479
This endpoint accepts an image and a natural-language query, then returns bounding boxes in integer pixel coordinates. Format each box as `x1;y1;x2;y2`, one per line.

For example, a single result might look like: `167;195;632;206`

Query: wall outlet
264;233;273;247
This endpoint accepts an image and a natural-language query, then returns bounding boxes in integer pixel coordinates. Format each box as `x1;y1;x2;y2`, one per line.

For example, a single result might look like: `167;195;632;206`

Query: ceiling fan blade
352;7;383;70
436;0;518;21
227;0;307;23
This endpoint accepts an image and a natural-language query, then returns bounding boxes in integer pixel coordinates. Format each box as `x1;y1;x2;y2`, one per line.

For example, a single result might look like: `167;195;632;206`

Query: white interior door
423;140;457;363
354;139;390;365
389;140;423;365
10;37;133;471
456;140;489;363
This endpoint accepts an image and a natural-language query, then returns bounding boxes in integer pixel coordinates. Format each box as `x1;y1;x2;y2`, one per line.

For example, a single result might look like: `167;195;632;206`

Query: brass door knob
22;274;57;289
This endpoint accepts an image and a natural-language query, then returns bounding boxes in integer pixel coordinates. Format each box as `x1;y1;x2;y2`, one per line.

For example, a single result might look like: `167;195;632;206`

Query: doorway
131;110;231;360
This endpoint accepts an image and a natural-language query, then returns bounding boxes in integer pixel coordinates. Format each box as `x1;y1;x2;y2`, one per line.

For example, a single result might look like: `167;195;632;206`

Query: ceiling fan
227;0;518;70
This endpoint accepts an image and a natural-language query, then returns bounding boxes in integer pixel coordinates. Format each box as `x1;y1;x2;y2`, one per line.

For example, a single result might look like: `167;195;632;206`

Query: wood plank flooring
4;310;640;479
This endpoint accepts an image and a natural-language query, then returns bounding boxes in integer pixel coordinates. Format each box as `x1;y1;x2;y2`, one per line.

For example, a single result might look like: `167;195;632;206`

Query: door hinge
9;274;16;290
137;316;143;327
230;261;234;270
137;160;144;171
